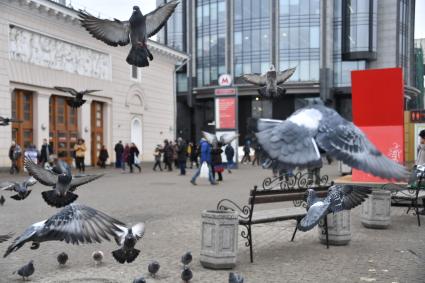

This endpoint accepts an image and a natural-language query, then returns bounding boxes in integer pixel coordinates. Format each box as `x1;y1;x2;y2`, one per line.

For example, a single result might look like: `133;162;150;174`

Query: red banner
216;97;236;129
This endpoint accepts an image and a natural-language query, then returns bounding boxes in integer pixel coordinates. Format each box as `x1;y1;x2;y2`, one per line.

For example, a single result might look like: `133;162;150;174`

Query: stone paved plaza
0;164;424;283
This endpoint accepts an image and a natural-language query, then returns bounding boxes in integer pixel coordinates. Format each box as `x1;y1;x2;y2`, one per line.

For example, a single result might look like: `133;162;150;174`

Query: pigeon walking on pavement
181;266;193;283
54;86;100;109
0;116;22;126
79;1;179;67
0;195;5;206
112;223;145;264
1;177;37;201
255;103;409;181
92;251;104;266
229;272;244;283
181;251;192;266
57;252;69;266
4;204;126;257
148;260;160;277
298;185;371;231
24;157;103;208
133;277;146;283
14;260;34;280
242;65;295;99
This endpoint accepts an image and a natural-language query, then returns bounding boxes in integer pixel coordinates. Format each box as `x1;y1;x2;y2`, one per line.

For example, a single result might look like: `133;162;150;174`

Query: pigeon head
133;6;140;11
305;189;317;207
269;64;276;71
28;260;34;266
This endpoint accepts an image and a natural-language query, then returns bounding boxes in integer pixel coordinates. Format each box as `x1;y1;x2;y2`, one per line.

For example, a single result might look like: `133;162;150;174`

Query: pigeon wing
78;11;130;47
336;185;372;210
255;119;322;169
219;133;238;145
0;233;13;243
202;131;218;145
54;86;79;97
24;158;57;186
298;201;329;232
276;67;296;84
43;204;126;245
0;182;17;191
316;118;409;181
24;177;37;187
69;174;104;191
145;0;180;38
131;223;145;240
242;73;267;86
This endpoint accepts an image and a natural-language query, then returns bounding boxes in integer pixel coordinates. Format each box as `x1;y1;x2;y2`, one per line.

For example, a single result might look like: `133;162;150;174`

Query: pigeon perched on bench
1;176;37;201
54;86;100;109
255;103;409;181
298;185;371;231
4;204;125;257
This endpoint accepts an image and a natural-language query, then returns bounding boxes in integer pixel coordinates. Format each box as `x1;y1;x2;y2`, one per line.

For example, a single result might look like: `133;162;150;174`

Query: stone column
318;210;351;246
78;99;92;166
33;92;50;149
361;188;391;229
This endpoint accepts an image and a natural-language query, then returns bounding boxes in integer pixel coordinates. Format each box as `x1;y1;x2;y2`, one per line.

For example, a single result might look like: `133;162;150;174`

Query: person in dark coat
176;137;187;175
114;141;124;168
251;144;261;166
98;145;109;168
189;142;199;169
122;144;130;172
225;143;235;173
241;142;251;164
163;140;173;171
211;143;224;181
39;138;53;167
128;143;141;173
9;141;21;175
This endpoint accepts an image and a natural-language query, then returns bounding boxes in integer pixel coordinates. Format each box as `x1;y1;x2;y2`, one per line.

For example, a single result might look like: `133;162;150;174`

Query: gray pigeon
181;251;192;266
57;252;68;266
79;1;179;67
54;86;100;109
14;260;34;280
202;131;238;147
24;157;103;208
242;65;296;99
229;272;244;283
133;277;146;283
92;251;104;266
255;103;409;181
0;116;22;126
4;204;126;257
0;195;5;205
0;233;13;243
298;185;371;231
112;223;145;264
148;260;160;277
181;266;193;282
1;176;37;201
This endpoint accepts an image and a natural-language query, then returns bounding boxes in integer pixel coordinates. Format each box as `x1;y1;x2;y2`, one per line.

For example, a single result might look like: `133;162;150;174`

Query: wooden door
12;90;33;168
91;101;104;166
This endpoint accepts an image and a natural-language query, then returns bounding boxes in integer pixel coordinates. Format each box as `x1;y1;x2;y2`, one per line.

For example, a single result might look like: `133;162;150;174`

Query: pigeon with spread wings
0;116;22;126
202;131;238;146
79;1;179;67
4;204;126;257
242;65;295;99
112;222;145;264
24;157;103;208
1;176;37;201
54;86;100;109
255;103;409;181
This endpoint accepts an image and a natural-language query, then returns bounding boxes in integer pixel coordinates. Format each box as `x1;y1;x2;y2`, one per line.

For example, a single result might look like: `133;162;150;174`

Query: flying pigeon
1;177;37;201
133;277;146;283
92;251;104;266
229;272;244;283
202;131;238;147
4;204;126;258
255;103;409;181
14;260;34;280
148;260;160;277
0;116;22;126
54;86;100;109
24;157;103;208
57;252;68;266
0;195;5;206
181;266;193;283
181;251;192;266
298;185;371;231
79;1;179;67
112;222;145;264
242;65;296;99
0;233;13;243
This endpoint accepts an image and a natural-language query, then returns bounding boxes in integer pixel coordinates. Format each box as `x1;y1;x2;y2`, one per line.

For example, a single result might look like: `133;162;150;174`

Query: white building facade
0;0;187;167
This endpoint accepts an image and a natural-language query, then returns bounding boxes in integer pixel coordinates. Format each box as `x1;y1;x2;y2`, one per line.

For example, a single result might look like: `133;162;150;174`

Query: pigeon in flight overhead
298;185;371;231
24;157;103;208
4;204;126;258
255;103;409;181
181;251;192;266
79;1;179;67
54;86;100;109
181;266;193;283
242;65;296;99
202;131;238;147
148;260;160;277
112;222;145;264
57;252;69;266
14;260;35;280
1;176;37;201
0;116;22;126
0;233;13;243
229;272;244;283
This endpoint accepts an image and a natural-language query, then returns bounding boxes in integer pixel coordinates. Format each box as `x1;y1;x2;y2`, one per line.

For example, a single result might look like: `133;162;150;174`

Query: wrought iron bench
217;172;332;263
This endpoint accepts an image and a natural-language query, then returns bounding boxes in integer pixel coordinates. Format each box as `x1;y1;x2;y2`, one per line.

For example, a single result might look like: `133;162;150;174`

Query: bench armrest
217;199;251;220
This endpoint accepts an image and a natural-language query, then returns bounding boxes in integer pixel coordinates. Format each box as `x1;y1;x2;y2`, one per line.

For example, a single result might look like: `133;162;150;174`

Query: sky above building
70;0;425;39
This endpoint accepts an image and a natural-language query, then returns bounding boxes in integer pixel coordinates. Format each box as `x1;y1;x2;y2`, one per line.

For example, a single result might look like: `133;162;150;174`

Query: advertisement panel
215;97;236;129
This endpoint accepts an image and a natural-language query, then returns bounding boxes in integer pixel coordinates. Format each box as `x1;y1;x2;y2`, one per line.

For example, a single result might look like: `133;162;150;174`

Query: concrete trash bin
318;210;351;246
200;210;239;269
361;188;391;229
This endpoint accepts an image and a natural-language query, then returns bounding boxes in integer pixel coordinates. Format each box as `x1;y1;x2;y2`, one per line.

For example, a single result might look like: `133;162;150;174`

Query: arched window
131;117;142;153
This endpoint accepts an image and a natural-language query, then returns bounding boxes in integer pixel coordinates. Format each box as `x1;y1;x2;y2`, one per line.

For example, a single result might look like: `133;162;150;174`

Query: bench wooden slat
239;207;306;224
252;187;329;196
250;191;328;204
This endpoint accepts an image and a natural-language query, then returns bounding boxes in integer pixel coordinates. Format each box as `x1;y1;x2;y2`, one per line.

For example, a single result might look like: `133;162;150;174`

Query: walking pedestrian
128;143;141;173
241;142;251;164
153;144;163;171
114;141;124;168
188;142;199;169
98;145;109;168
177;137;187;175
122;143;130;172
163;140;173;171
74;138;86;173
190;138;217;185
39;138;53;167
225;143;235;173
211;143;224;181
251;144;261;166
172;141;178;169
9;141;21;175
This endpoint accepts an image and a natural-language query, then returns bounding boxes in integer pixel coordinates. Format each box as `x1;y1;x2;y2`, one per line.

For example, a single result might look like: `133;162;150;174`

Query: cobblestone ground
0;163;423;283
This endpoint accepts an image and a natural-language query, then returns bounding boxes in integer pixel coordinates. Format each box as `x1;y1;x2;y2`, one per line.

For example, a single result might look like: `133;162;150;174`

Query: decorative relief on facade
9;25;111;80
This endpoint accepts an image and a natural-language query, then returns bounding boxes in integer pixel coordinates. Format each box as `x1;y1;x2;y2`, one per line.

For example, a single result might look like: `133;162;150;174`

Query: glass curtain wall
398;0;409;81
234;0;271;82
165;0;185;51
196;0;226;87
278;0;320;82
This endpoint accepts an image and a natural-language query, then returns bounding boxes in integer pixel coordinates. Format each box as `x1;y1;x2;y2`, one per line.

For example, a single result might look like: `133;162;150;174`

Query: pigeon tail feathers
112;248;140;264
126;46;150;67
41;190;78;208
10;190;31;200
